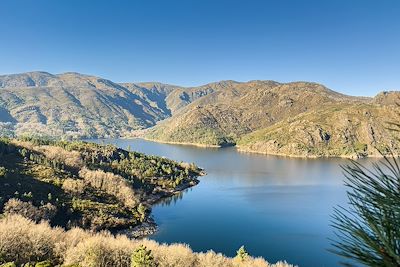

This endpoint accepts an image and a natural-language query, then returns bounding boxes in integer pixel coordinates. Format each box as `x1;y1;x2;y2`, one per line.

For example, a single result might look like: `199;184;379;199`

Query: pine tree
235;245;249;261
331;157;400;266
137;204;147;222
131;245;157;267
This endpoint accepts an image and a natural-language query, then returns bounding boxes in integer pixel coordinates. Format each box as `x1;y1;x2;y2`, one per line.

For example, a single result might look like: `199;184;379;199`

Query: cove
90;138;375;267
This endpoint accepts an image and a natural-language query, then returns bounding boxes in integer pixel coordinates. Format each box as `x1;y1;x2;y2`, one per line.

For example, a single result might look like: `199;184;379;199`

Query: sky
0;0;399;96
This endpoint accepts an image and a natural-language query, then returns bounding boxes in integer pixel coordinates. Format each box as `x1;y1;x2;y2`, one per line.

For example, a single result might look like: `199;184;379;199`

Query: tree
131;245;157;267
235;245;249;261
331;157;400;266
0;166;6;177
35;261;53;267
137;204;147;222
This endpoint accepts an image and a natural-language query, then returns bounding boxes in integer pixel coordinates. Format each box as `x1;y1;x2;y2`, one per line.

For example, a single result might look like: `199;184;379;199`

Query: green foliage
235;246;249;261
0;167;6;177
137;203;147;222
148;125;236;147
131;245;157;267
331;157;400;266
0;263;16;267
0;137;200;231
35;261;53;267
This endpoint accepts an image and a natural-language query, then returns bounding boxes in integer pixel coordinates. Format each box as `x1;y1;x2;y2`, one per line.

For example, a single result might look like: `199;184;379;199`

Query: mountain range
0;71;399;157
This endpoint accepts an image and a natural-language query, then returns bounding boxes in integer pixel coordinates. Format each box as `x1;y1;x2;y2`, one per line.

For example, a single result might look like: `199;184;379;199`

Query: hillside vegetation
1;71;399;157
0;138;293;267
146;82;400;158
0;72;175;138
0;137;201;232
237;102;400;158
0;215;293;267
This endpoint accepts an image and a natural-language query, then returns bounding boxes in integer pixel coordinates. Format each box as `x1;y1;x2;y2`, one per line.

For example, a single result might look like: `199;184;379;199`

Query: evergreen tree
235;245;249;261
131;245;157;267
137;204;147;222
331;157;400;266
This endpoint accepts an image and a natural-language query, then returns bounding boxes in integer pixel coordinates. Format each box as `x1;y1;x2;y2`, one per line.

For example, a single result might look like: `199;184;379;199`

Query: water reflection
157;189;189;206
89;138;378;267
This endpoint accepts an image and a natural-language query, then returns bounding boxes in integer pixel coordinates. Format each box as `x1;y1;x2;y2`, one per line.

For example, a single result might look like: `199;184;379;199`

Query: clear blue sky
0;0;399;96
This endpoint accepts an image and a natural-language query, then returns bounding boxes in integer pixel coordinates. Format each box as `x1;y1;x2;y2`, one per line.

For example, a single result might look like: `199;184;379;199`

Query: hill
146;81;400;157
237;101;400;158
0;137;293;267
0;72;176;138
0;137;201;233
1;71;399;157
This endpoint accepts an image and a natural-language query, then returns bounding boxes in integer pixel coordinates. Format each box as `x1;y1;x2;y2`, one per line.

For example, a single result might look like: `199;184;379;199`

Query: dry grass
0;215;295;267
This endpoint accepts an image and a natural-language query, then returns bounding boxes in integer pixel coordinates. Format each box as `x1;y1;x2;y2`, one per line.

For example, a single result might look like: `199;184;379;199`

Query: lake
91;138;375;267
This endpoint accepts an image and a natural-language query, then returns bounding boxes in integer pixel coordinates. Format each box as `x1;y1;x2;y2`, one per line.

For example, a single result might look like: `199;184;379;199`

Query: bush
0;215;64;265
3;198;57;222
62;179;86;195
35;261;53;267
131;245;157;267
0;167;6;177
79;168;138;208
0;215;294;267
235;246;249;262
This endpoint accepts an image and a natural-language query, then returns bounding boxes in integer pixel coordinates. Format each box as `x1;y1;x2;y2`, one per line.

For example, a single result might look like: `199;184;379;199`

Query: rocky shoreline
139;137;396;159
141;137;223;148
119;176;203;239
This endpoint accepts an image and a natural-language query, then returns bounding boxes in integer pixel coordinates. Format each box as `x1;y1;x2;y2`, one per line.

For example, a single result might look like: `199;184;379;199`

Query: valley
0;72;399;158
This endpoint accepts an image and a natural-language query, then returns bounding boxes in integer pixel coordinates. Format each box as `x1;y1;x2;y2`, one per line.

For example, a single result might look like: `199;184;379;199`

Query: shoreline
121;177;202;239
141;137;223;148
135;137;397;159
236;146;399;159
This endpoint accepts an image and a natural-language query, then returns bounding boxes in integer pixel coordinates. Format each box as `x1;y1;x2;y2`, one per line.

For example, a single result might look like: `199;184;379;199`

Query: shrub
0;215;64;265
0;215;294;267
131;245;157;267
3;199;57;222
79;168;138;208
35;261;53;267
0;167;6;177
63;233;134;267
137;204;147;222
62;179;86;195
235;246;249;262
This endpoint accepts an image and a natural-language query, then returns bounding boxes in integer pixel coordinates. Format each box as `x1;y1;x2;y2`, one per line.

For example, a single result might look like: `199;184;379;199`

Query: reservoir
92;138;374;267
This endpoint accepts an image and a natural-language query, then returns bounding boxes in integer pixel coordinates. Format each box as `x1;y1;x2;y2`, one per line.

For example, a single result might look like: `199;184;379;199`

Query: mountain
145;81;400;158
0;72;175;137
237;100;400;158
0;71;399;157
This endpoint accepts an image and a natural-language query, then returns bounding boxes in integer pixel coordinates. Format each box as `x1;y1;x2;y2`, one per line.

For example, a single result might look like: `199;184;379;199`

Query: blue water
91;139;374;267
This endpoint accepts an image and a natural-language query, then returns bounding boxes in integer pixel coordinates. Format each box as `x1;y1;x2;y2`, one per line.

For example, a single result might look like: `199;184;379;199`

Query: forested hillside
0;137;201;232
0;138;294;267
